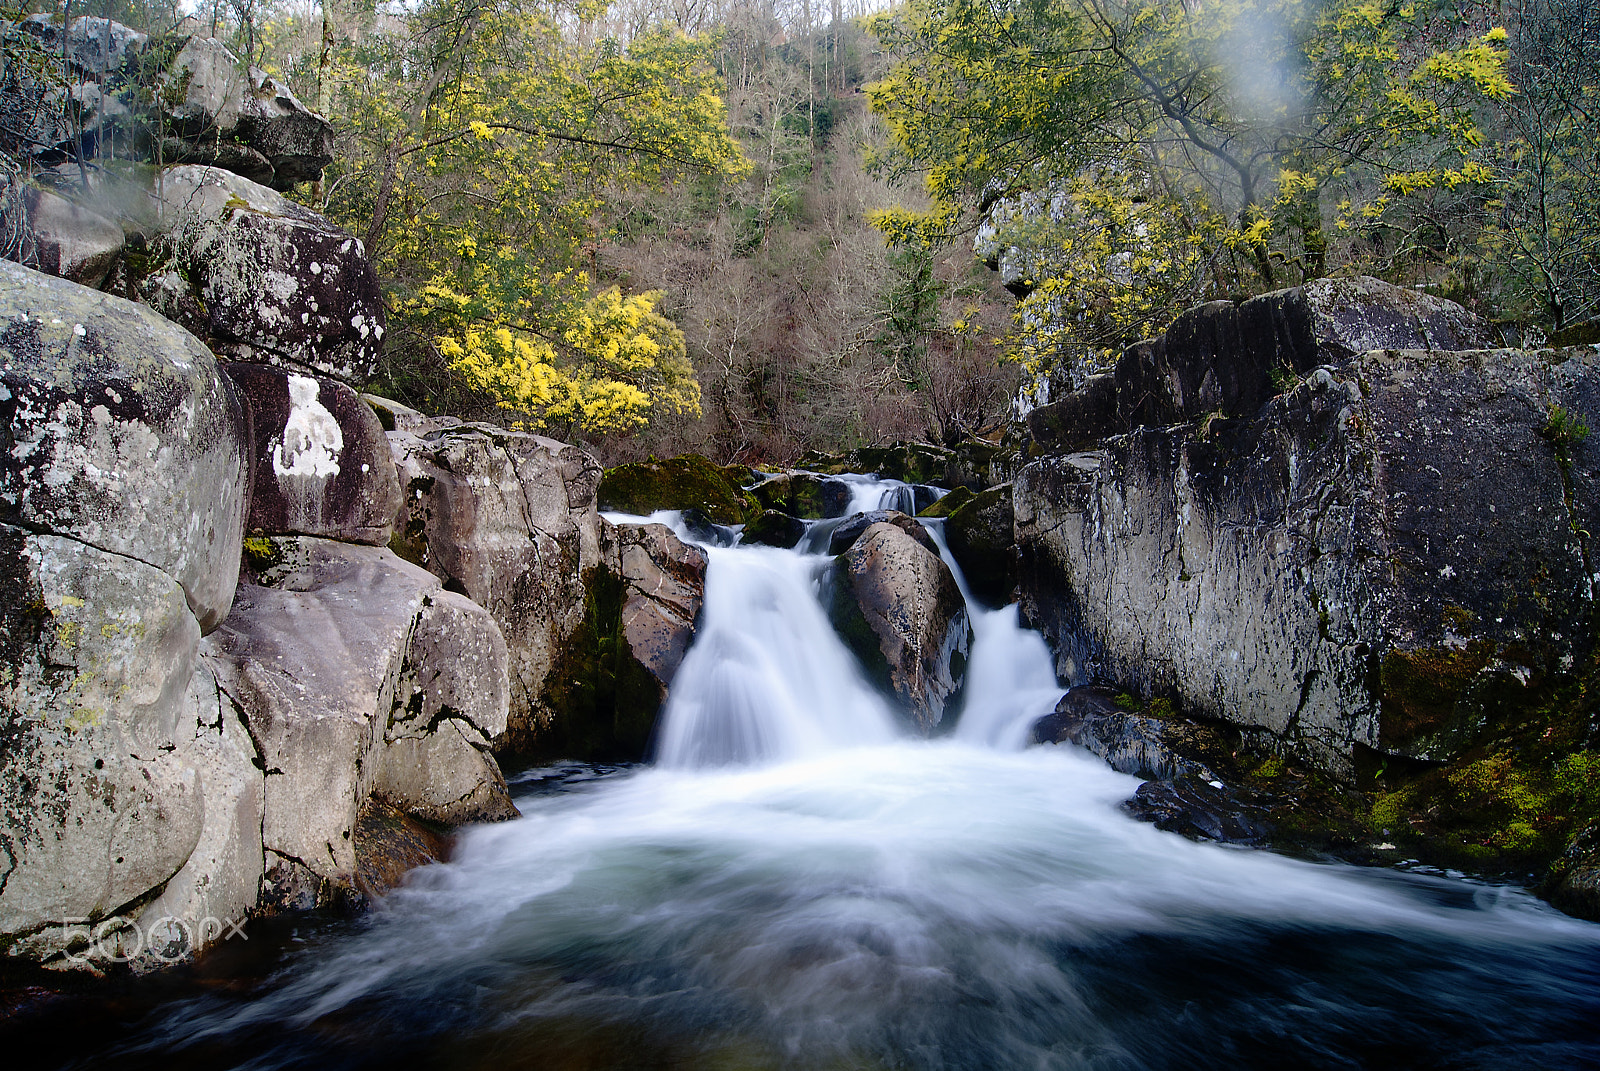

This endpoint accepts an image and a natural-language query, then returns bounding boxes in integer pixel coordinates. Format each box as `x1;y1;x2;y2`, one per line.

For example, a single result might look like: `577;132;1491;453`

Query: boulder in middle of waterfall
744;508;806;548
828;521;971;733
826;510;937;556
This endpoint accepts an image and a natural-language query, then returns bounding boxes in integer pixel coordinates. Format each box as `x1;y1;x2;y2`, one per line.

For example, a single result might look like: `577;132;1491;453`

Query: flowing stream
25;478;1600;1069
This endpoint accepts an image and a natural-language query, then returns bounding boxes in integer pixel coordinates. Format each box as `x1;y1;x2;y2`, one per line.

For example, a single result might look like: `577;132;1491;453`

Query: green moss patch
917;486;973;518
1378;641;1496;751
598;454;759;525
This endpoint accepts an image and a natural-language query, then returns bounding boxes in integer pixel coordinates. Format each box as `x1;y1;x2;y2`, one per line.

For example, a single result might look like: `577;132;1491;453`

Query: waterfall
654;545;898;767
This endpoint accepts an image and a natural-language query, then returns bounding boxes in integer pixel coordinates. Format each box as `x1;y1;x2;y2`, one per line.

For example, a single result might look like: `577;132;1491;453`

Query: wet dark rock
228;363;401;545
942;484;1015;607
1033;687;1216;782
353;796;451;901
1123;778;1276;846
598;453;758;525
536;521;707;761
826;510;938;556
828;522;971;733
744;508;806;549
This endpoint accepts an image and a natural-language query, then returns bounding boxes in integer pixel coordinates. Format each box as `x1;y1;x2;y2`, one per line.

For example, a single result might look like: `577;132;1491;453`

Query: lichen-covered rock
1017;347;1600;776
942;484;1015;608
536;521;707;760
228;362;401;544
744;508;806;548
0;528;205;949
152;165;384;383
388;421;603;751
131;662;265;963
375;589;516;824
598;453;758;524
0;260;249;631
206;539;515;902
828;521;971;733
1;182;124;288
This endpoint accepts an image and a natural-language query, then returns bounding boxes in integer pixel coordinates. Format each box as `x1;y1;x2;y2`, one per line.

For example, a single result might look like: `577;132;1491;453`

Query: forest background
3;0;1595;465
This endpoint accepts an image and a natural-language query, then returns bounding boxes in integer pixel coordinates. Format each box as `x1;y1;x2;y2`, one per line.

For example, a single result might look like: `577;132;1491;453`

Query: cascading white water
654;545;898;767
64;481;1600;1071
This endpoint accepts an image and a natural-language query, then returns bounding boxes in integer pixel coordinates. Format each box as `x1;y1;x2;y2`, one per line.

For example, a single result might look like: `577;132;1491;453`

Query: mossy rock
598;454;759;524
522;565;664;762
944;485;1016;607
797;442;956;485
749;474;793;513
917;486;974;518
750;472;848;520
744;509;806;549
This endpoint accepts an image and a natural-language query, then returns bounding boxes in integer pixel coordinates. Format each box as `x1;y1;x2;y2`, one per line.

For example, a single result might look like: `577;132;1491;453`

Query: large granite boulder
152;165;384;383
228;363;401;544
1017;346;1600;776
388;420;603;751
828;521;971;733
1027;276;1503;447
131;661;264;963
826;509;937;556
537;521;708;759
205;538;515;906
0;528;205;955
0;182;124;288
614;522;707;710
5;16;333;190
374;589;514;824
0;260;249;631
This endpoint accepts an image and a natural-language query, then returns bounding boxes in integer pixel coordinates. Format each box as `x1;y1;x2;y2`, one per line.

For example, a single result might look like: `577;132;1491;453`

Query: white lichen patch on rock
271;375;342;479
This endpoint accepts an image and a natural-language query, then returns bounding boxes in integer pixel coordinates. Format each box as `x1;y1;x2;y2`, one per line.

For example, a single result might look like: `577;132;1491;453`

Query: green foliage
866;0;1514;373
1543;404;1591;461
268;0;747;435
